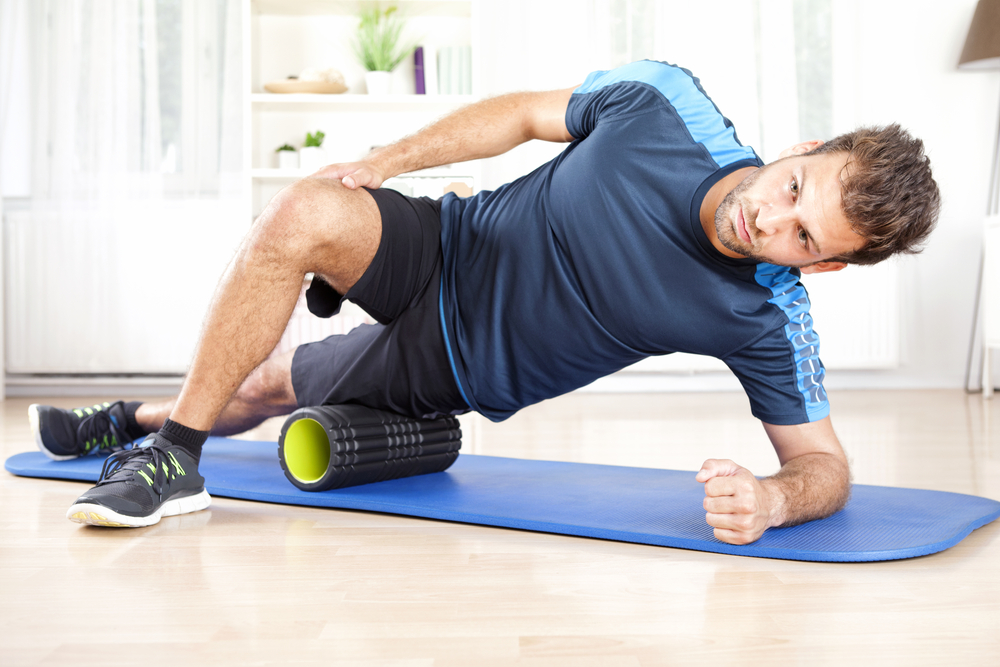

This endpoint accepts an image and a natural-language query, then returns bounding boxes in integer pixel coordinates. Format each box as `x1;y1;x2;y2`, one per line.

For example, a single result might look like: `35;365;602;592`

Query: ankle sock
122;401;150;441
158;418;209;463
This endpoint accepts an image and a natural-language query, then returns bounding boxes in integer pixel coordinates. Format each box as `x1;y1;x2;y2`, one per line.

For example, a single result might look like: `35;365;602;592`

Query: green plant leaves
352;6;413;72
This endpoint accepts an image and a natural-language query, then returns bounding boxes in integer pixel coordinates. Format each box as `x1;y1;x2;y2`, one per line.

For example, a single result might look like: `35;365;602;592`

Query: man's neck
699;166;757;258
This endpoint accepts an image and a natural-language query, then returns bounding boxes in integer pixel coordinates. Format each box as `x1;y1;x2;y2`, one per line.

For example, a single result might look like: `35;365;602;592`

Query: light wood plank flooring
1;390;998;666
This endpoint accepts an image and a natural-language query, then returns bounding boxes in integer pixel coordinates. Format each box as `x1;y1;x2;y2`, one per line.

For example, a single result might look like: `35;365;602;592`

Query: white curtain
3;0;246;374
479;0;835;185
27;0;242;200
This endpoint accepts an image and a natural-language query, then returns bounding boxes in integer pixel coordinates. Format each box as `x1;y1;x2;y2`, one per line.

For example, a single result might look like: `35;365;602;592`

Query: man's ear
778;140;825;160
800;261;847;275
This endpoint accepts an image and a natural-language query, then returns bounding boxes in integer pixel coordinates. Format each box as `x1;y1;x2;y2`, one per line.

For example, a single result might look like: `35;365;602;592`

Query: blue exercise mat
6;437;1000;562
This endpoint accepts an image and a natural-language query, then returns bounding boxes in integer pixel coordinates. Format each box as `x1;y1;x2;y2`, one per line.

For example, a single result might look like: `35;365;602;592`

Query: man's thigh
291;188;465;419
307;188;444;325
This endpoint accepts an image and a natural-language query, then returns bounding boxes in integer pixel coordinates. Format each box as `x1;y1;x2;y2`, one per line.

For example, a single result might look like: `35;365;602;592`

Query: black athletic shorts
290;187;468;420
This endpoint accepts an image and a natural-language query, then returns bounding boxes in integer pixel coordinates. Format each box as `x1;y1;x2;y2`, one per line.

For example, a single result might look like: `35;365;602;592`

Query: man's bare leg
135;349;298;437
167;177;381;433
63;177;380;527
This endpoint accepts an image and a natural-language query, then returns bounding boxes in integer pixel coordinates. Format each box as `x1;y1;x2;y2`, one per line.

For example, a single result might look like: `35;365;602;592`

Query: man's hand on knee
315;161;386;190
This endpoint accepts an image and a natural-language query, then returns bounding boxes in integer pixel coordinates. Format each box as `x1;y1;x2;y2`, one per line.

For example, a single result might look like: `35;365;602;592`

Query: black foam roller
278;404;462;492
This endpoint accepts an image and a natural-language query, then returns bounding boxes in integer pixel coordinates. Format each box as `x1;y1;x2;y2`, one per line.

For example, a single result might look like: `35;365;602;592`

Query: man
30;60;939;544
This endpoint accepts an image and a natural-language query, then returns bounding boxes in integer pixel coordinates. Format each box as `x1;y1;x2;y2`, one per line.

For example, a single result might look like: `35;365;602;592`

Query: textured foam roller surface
278;405;461;491
7;437;1000;561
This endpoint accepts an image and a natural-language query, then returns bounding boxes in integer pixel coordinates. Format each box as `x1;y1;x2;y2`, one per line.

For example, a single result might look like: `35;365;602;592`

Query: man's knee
247;178;381;290
256;178;369;243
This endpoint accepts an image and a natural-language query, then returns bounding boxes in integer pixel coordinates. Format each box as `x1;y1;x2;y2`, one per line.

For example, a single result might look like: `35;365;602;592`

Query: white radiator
4;203;376;374
4;200;245;374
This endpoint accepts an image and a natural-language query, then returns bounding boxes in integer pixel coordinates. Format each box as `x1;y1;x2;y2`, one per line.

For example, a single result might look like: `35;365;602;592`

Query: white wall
839;0;996;391
476;0;998;391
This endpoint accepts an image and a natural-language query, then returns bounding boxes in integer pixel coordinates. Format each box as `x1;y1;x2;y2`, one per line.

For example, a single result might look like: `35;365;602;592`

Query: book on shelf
414;47;425;95
438;47;451;95
436;45;471;95
423;45;438;96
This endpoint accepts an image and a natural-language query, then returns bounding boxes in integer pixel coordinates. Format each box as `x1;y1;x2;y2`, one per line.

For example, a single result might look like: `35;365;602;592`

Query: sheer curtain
479;0;835;187
3;0;245;374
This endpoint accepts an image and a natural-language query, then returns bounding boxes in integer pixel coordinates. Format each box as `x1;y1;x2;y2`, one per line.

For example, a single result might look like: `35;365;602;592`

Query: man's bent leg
170;177;381;435
66;178;383;527
135;349;298;437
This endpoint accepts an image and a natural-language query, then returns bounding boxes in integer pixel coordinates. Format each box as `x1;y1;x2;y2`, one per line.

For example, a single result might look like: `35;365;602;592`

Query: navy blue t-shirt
437;60;829;425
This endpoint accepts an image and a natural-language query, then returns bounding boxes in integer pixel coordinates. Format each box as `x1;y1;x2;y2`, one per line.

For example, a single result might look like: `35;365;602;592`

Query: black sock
158;418;209;463
122;401;150;441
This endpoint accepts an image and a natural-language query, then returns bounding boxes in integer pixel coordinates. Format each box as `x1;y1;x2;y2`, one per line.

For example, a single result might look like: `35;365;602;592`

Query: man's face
714;151;864;269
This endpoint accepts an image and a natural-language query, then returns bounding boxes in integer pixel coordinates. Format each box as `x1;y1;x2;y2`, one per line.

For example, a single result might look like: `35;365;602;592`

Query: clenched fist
696;459;782;545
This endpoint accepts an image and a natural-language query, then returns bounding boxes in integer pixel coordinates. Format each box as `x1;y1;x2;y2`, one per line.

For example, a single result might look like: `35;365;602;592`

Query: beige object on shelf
263;80;347;94
444;181;473;197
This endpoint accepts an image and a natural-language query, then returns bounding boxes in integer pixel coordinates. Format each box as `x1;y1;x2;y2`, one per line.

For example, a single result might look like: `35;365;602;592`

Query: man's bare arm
696;417;851;545
315;87;578;189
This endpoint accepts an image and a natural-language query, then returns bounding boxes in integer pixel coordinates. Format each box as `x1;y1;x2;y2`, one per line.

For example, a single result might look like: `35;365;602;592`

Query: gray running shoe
29;401;135;461
67;433;211;528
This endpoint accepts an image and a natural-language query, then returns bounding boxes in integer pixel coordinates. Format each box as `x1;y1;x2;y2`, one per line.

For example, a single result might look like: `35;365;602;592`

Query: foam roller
278;404;462;492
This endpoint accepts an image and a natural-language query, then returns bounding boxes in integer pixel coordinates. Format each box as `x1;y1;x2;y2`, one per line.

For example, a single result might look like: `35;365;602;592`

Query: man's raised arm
696;417;852;545
317;87;578;190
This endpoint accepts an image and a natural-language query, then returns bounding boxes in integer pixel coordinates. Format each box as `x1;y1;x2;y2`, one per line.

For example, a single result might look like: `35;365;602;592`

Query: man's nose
755;206;793;236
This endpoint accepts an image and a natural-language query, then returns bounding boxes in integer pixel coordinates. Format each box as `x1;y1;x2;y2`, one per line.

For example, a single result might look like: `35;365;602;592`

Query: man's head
714;124;940;273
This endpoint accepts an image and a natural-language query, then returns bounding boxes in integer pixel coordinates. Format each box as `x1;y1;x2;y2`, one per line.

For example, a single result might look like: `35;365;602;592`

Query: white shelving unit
243;0;481;352
243;0;482;221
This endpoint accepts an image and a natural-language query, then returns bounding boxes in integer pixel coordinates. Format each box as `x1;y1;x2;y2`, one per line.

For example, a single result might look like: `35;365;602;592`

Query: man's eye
790;179;799;196
798;228;808;246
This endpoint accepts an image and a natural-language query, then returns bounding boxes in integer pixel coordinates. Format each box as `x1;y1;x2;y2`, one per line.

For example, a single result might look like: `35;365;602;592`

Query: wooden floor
1;390;998;666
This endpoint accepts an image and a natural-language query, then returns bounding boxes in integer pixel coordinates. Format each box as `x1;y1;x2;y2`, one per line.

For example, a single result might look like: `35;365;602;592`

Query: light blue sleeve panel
571;60;758;170
749;263;830;423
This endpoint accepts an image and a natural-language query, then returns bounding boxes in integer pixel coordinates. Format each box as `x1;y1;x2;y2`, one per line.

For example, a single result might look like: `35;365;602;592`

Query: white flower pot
298;146;327;173
277;150;298;171
365;70;392;95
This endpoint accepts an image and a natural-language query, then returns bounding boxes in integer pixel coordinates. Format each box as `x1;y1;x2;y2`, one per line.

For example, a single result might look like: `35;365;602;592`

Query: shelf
251;93;477;112
252;0;472;18
246;0;481;218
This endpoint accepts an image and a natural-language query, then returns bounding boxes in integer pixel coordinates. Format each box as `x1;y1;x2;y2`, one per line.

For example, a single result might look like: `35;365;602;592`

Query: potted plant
275;143;298;171
299;131;326;172
353;6;412;95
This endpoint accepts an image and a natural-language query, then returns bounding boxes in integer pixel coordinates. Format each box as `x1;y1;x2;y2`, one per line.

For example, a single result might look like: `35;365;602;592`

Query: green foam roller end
283;418;330;484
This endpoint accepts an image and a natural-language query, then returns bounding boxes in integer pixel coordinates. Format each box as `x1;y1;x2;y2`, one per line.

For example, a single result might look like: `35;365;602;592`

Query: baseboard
5;374;184;398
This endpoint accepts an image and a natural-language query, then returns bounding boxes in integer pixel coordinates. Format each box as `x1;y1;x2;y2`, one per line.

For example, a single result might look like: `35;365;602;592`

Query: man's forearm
762;452;851;528
366;90;574;180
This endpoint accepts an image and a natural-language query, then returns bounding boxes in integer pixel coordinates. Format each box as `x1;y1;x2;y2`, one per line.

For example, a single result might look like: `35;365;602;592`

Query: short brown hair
808;124;940;266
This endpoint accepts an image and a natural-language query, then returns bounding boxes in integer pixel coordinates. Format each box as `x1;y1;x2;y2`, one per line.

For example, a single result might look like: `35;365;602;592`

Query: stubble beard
713;168;767;262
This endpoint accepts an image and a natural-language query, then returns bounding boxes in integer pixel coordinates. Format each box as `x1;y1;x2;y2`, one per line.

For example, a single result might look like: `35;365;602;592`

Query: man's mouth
736;206;752;244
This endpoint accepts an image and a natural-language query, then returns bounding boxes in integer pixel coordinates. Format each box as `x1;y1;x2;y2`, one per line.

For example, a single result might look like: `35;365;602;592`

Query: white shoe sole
28;404;77;461
67;489;212;528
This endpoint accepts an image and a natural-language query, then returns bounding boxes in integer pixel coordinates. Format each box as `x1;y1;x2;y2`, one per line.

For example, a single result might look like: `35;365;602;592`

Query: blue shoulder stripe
574;61;757;169
754;263;830;422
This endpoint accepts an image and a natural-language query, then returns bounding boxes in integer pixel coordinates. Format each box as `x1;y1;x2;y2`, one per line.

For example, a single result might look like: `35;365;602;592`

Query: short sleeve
724;325;830;425
565;75;667;140
565;61;759;169
723;263;830;426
